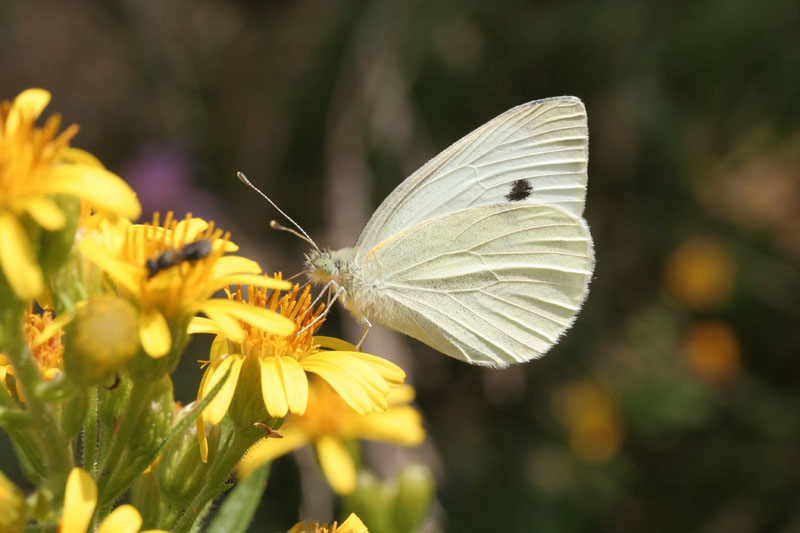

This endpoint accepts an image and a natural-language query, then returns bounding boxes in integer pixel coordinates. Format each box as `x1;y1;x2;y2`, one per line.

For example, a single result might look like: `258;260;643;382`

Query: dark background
2;1;800;531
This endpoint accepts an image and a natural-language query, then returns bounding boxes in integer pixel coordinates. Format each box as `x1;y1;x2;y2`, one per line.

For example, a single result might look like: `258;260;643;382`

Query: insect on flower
145;239;214;279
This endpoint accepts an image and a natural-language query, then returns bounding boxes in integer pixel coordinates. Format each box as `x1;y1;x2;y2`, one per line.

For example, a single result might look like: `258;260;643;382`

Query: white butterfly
244;96;594;368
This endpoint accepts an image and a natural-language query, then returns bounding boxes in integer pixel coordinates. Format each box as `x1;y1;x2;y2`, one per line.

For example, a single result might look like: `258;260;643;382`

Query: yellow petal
173;218;209;242
197;414;210;463
339;350;406;386
200;299;295;337
44;165;141;220
212;256;262;278
317;436;357;494
307;352;390;409
19;197;66;231
78;239;139;294
0;211;44;300
357;406;425;445
196;365;214;463
313;336;356;351
387;384;416;405
301;360;373;415
202;355;243;424
62;468;97;533
188;317;222;335
98;505;142;533
58;147;105;167
336;513;368;533
7;88;50;133
199;303;246;343
278;356;308;415
139;309;171;358
237;427;308;480
211;273;292;291
209;334;229;360
260;357;288;417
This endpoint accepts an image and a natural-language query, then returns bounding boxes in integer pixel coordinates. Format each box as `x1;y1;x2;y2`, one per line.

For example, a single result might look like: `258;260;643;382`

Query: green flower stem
83;386;99;475
95;378;154;505
2;304;72;492
171;423;263;533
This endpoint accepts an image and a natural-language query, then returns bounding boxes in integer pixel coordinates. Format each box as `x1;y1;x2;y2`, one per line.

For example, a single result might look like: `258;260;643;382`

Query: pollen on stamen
227;278;328;360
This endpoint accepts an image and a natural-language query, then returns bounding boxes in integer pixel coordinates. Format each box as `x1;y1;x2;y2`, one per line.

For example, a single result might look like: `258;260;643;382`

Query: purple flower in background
122;144;219;222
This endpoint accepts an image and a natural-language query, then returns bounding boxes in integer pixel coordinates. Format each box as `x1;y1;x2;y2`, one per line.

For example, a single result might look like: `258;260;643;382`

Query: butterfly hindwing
359;203;594;367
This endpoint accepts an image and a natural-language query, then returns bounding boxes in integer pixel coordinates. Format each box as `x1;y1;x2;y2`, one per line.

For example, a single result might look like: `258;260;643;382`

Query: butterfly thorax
305;247;381;322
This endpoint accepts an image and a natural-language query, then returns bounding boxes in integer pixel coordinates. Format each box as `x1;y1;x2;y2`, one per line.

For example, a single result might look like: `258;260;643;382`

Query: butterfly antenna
269;220;317;249
236;171;319;250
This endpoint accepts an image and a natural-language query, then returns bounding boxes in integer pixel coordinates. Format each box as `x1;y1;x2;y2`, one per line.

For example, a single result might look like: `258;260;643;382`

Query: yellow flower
663;237;735;310
60;467;167;533
0;88;141;300
553;381;623;463
287;513;368;533
0;306;64;400
193;283;407;462
238;380;423;494
681;321;741;384
77;212;295;358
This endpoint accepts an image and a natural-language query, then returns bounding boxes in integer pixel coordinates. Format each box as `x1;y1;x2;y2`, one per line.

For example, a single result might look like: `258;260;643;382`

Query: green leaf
205;463;270;533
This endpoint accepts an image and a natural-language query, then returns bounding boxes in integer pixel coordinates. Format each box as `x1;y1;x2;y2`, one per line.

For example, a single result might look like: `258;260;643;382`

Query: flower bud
343;465;435;533
228;354;269;431
64;296;139;386
157;405;211;503
391;464;434;533
128;375;174;461
342;472;387;532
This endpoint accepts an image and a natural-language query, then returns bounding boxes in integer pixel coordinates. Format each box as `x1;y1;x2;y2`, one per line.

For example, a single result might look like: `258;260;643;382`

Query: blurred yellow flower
0;306;64;400
554;381;623;463
238;380;423;494
663;237;735;310
78;212;295;358
681;321;741;384
287;513;368;533
60;467;167;533
0;88;140;300
193;282;407;463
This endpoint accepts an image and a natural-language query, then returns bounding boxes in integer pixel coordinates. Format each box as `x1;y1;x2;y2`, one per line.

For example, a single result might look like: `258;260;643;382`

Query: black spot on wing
505;179;533;202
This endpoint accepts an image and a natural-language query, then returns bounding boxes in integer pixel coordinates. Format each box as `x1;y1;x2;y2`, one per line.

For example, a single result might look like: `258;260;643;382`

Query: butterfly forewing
360;203;594;367
354;96;588;262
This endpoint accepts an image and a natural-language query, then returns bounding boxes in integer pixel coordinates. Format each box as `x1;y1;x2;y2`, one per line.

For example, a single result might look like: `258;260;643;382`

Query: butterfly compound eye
314;256;336;276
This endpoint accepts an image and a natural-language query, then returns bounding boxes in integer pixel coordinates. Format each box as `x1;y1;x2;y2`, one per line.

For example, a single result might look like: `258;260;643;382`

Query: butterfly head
304;247;356;286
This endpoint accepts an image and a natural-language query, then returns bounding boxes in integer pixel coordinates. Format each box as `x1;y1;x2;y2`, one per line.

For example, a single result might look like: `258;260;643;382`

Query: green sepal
0;406;31;428
59;388;88;439
157;408;211;504
128;375;174;460
130;469;163;530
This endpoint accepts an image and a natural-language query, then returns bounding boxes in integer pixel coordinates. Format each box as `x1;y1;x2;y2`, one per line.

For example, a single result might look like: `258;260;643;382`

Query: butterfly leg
355;318;372;351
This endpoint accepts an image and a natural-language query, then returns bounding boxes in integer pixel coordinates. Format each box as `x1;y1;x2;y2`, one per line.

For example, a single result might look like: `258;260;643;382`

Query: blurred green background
2;0;800;531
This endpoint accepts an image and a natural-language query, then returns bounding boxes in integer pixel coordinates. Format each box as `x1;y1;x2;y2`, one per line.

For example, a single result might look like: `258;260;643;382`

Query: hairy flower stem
83;386;99;475
96;378;154;508
2;303;73;493
171;423;263;532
